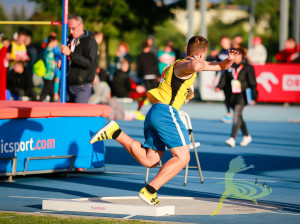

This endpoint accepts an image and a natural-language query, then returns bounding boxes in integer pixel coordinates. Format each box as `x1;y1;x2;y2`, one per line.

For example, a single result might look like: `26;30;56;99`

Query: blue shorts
143;103;189;151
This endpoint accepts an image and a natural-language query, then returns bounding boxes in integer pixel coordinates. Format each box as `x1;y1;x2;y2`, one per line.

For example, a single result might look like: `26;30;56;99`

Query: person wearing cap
247;36;267;65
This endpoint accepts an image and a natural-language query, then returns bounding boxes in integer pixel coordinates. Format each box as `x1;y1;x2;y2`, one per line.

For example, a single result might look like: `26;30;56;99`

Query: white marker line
9;196;62;200
105;171;143;175
123;215;135;219
267;211;300;216
33;211;56;213
105;171;277;182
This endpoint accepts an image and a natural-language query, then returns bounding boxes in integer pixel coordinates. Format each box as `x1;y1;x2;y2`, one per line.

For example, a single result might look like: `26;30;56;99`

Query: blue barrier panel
0;116;106;173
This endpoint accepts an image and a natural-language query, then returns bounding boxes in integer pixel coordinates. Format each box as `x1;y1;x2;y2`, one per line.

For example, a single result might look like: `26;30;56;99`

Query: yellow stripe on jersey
147;59;197;111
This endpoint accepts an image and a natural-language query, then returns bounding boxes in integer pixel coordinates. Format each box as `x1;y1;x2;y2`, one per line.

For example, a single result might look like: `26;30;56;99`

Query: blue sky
0;0;222;19
0;0;36;18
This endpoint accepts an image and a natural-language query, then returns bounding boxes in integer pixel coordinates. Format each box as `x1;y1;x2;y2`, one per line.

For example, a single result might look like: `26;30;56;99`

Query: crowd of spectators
0;19;299;119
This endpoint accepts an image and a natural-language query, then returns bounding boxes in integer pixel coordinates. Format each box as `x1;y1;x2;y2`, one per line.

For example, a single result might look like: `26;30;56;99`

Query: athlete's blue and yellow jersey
147;59;197;111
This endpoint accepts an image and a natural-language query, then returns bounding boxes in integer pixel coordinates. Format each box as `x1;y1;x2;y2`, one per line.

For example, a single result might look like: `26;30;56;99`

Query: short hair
68;14;83;24
187;36;208;56
119;42;129;52
18;31;27;36
94;31;103;36
220;35;230;40
142;40;149;49
288;37;296;43
47;35;57;44
233;47;247;58
234;34;242;38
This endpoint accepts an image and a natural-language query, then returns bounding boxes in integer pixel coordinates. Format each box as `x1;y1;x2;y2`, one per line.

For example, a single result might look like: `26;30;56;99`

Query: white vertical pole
279;0;289;50
248;0;256;49
199;0;207;38
293;0;300;43
187;0;195;43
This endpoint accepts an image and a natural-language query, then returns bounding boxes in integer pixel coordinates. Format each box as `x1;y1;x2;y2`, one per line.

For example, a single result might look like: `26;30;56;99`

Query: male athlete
90;36;238;205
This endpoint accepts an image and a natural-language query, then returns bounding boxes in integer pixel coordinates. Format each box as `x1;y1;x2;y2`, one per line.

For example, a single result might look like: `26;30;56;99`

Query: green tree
28;0;177;38
231;0;281;61
28;0;182;68
20;5;28;21
0;3;10;38
206;17;249;51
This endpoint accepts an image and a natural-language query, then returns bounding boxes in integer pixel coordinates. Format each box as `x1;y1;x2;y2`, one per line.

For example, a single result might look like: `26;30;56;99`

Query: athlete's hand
227;49;239;61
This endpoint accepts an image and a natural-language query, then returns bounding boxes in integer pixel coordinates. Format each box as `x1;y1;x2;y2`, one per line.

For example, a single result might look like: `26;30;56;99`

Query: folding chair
145;110;204;186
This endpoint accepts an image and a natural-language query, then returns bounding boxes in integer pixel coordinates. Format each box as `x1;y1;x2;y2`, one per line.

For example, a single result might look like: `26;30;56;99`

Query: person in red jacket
275;38;297;63
0;38;10;100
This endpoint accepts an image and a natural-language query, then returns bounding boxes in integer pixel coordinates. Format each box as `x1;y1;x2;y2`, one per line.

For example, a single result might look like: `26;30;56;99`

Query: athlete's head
187;36;208;58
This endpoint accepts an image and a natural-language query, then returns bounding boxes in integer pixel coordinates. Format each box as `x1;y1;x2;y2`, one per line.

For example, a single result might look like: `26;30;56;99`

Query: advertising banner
200;71;225;101
0;116;106;174
254;64;300;103
199;64;300;103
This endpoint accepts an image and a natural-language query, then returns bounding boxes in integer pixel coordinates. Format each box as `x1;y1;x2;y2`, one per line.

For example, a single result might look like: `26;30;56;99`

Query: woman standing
216;47;258;147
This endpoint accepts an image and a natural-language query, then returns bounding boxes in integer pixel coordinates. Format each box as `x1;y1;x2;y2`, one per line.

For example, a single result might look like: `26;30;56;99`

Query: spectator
157;40;176;75
111;57;131;98
6;30;29;69
217;35;232;123
147;35;158;57
88;32;106;104
89;67;125;120
216;47;258;147
290;43;300;63
93;31;104;67
88;70;111;105
6;62;37;100
39;36;58;102
206;47;219;62
115;42;131;72
217;36;231;62
232;34;243;49
168;40;181;60
137;40;160;91
44;32;62;102
98;67;112;87
60;14;98;103
247;36;267;65
275;37;297;63
0;38;10;100
25;33;38;77
182;44;188;59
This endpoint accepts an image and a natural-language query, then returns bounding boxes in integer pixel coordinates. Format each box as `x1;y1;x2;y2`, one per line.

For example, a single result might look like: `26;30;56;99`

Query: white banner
199;71;225;101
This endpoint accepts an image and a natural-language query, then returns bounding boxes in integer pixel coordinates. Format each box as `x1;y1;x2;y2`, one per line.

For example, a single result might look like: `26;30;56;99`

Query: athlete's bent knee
174;148;190;167
183;151;190;166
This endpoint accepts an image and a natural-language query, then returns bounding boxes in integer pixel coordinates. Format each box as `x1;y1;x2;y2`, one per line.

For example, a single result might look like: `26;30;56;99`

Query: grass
0;212;160;224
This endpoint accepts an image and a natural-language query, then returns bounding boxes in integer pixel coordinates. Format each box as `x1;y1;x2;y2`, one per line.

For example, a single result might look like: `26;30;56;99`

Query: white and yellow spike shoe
138;187;160;205
89;121;120;144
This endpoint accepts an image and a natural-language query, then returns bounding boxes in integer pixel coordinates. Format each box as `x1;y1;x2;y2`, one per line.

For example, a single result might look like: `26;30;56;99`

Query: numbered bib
231;79;241;93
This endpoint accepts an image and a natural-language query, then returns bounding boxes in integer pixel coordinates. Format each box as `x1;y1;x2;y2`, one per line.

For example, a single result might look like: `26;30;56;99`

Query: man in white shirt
247;37;267;65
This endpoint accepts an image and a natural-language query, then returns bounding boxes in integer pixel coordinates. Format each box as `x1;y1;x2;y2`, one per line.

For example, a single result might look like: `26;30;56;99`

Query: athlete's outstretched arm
174;57;206;77
204;50;239;71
